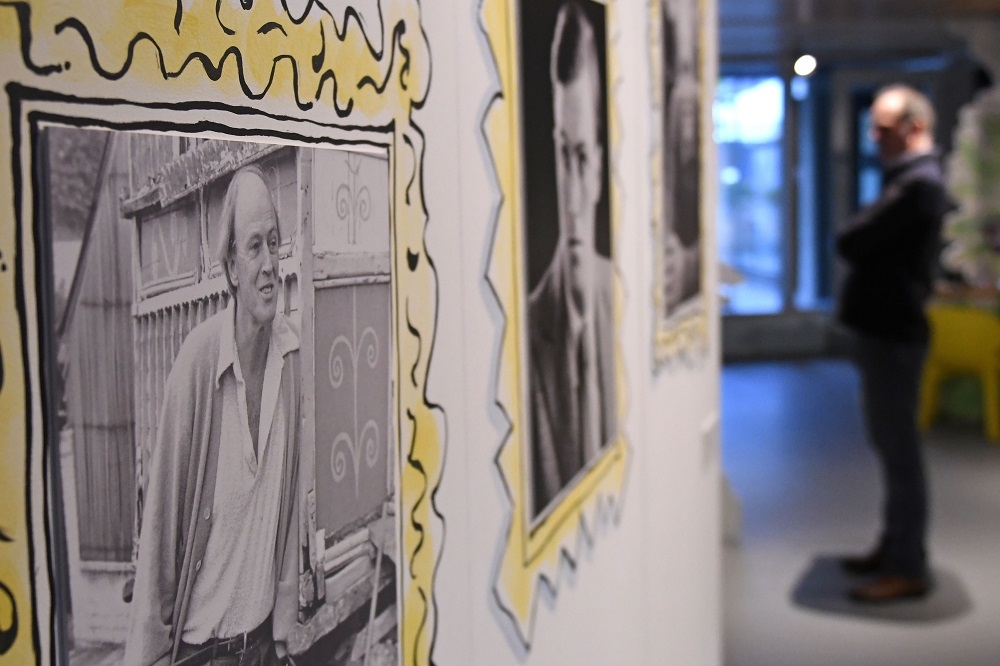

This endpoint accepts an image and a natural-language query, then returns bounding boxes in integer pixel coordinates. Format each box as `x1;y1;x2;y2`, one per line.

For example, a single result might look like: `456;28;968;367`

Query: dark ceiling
719;0;1000;62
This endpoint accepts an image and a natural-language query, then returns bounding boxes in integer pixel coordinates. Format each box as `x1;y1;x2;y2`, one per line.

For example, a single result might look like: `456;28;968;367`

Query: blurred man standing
837;84;951;603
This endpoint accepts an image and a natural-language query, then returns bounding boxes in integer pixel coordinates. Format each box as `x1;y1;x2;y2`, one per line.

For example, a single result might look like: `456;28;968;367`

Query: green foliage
46;127;107;241
944;99;1000;285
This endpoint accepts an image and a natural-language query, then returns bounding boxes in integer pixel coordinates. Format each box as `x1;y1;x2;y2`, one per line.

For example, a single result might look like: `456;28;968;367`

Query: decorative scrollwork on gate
327;293;381;498
336;153;372;245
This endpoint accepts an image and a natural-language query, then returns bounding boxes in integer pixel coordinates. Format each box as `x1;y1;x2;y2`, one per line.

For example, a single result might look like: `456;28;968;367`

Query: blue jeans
853;333;929;579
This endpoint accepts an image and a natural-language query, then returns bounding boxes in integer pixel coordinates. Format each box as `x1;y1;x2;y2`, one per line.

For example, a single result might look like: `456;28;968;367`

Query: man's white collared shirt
183;301;299;642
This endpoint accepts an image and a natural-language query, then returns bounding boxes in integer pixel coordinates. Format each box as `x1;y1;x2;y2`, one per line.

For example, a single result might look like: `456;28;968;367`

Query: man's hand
275;640;298;665
368;514;397;562
663;231;700;312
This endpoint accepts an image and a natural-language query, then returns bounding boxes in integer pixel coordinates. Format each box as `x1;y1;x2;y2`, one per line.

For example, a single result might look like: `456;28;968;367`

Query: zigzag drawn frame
0;1;445;664
480;0;630;649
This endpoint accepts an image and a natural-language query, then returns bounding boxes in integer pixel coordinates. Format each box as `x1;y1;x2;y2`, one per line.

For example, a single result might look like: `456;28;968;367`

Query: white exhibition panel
422;0;722;663
0;0;721;663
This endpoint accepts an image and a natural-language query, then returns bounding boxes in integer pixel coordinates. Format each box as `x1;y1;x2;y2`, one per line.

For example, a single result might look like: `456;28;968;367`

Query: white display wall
0;1;720;663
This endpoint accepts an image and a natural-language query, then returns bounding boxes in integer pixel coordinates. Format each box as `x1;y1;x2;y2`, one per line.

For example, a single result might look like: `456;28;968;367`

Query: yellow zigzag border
0;1;442;664
481;0;630;648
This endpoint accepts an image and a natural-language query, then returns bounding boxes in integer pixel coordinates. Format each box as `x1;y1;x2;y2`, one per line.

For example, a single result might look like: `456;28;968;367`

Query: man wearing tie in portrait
529;1;616;516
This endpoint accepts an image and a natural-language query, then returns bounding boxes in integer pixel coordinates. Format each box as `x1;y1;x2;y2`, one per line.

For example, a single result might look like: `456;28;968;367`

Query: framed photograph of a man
520;0;616;519
1;4;441;663
37;124;402;665
651;0;708;361
486;0;629;644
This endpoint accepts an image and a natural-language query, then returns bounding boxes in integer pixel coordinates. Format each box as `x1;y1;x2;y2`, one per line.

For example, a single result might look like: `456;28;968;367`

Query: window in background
715;76;785;315
794;74;828;311
856;106;882;208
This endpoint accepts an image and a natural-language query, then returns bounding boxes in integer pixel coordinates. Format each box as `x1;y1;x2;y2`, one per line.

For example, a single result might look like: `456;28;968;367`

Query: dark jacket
837;152;952;344
528;253;617;514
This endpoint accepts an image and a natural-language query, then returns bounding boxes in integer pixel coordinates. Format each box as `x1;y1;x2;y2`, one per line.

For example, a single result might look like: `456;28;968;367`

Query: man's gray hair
876;83;936;135
214;164;279;297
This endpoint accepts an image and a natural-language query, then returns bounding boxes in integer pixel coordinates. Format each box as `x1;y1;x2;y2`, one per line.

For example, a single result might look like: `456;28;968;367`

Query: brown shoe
840;550;883;576
849;575;930;603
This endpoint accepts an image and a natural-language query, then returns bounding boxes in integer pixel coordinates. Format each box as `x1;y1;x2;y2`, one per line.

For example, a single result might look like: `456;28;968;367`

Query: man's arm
838;179;944;263
272;354;302;660
124;361;196;666
663;231;700;311
272;433;299;659
531;375;562;513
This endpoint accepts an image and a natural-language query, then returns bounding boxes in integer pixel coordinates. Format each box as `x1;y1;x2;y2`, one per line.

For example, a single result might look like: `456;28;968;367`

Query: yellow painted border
483;0;629;646
649;0;709;364
0;2;442;664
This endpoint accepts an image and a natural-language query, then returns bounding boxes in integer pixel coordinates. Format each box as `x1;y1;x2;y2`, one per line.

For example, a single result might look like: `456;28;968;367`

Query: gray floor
722;360;1000;666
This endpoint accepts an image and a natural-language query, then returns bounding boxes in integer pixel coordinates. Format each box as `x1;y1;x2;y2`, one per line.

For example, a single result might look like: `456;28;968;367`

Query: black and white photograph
38;124;401;665
659;0;703;317
518;0;617;518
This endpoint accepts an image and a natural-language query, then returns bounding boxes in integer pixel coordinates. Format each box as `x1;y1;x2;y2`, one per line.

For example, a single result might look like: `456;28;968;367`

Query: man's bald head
870;84;935;163
875;84;936;135
215;165;280;297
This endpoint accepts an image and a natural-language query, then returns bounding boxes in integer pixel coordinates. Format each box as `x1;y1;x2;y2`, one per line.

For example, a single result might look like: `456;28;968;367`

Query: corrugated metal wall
63;135;136;562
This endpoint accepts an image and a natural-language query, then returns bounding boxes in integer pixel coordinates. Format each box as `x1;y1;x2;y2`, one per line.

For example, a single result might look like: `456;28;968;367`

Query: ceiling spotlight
794;54;817;77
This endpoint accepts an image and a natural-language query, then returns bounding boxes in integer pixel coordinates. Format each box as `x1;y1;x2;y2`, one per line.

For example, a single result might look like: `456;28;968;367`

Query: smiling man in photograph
529;0;616;515
125;165;301;665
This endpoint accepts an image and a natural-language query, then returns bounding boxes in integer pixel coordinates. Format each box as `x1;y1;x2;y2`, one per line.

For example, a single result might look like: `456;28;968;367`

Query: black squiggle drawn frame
479;0;632;650
0;0;408;117
4;75;445;666
0;0;443;661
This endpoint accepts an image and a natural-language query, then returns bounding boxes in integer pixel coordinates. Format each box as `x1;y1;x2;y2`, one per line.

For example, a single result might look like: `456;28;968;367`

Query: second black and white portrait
660;0;703;317
519;0;617;518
